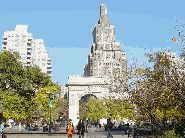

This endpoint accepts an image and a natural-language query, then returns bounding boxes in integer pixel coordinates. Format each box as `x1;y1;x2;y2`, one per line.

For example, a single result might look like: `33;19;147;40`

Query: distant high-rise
2;25;52;76
154;52;184;75
83;3;127;87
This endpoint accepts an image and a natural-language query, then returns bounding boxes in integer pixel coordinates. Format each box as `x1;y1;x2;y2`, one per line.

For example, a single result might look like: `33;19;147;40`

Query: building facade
83;3;127;80
2;25;52;76
154;52;184;75
65;4;129;127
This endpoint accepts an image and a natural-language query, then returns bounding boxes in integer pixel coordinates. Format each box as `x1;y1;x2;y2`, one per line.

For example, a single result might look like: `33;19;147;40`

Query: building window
16;34;19;37
15;48;19;51
22;35;26;38
22;57;25;60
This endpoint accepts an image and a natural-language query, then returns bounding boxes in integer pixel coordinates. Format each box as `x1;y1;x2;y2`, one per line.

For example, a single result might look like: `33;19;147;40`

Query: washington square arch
61;4;129;127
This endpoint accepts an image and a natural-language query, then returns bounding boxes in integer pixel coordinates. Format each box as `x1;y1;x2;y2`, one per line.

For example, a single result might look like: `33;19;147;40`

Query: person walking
18;123;21;132
43;124;48;132
67;119;74;138
9;122;12;129
77;119;85;138
0;122;7;138
23;123;26;131
0;122;4;132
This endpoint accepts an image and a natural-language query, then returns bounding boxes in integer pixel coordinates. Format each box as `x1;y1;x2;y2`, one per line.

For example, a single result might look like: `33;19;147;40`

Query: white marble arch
66;75;111;127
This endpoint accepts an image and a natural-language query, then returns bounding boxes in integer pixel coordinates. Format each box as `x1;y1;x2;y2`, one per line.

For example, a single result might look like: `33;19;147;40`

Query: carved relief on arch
69;86;89;91
69;94;75;105
77;93;86;102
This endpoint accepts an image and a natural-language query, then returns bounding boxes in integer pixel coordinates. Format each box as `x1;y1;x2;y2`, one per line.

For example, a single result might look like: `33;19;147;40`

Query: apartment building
1;25;52;76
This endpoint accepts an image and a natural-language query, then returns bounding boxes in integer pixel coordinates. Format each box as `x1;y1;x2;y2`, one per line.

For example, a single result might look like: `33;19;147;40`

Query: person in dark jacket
43;124;48;132
77;119;85;138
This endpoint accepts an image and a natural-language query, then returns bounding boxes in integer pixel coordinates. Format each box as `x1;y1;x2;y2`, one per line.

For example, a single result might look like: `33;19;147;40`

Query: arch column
68;91;79;127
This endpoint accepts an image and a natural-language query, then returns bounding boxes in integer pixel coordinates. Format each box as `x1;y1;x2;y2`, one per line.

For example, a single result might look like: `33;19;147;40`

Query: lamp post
47;92;54;136
86;118;88;133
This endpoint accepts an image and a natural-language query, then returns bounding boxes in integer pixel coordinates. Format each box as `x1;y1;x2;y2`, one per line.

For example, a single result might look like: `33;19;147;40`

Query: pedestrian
9;122;12;129
0;122;4;132
67;119;74;138
24;123;26;131
54;124;59;131
43;124;48;132
19;122;21;132
0;122;7;138
27;123;31;131
30;123;32;131
77;119;85;138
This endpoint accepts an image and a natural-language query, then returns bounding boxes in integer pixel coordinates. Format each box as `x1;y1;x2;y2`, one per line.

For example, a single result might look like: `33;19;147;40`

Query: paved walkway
6;134;132;138
3;126;133;138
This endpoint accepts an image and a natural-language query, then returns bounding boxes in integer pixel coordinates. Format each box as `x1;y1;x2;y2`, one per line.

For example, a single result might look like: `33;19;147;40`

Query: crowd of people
0;121;61;132
1;119;129;138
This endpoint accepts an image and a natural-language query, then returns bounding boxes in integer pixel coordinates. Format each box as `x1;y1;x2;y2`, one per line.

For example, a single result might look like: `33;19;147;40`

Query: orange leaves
172;37;176;43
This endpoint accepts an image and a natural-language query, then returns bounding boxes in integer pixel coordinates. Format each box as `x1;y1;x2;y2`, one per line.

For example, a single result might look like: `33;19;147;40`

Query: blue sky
0;0;185;85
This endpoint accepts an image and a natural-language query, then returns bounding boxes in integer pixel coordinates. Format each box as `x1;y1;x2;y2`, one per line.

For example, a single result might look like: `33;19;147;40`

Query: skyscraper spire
98;4;109;24
100;3;107;16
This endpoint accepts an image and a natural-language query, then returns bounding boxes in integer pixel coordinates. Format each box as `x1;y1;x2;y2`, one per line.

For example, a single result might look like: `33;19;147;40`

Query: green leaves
86;99;107;121
85;98;135;121
0;50;58;121
0;90;30;120
32;84;60;121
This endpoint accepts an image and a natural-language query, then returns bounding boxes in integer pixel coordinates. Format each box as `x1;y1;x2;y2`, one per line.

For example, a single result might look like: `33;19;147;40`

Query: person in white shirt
19;123;21;132
0;122;4;132
9;123;12;129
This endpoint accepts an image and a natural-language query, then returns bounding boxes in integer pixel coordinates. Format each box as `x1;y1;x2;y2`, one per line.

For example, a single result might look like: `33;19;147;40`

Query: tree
0;50;25;93
0;89;30;120
55;97;68;121
103;98;135;120
86;99;108;121
79;99;88;121
175;17;185;60
0;50;54;121
130;52;185;134
32;83;60;122
24;65;52;100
